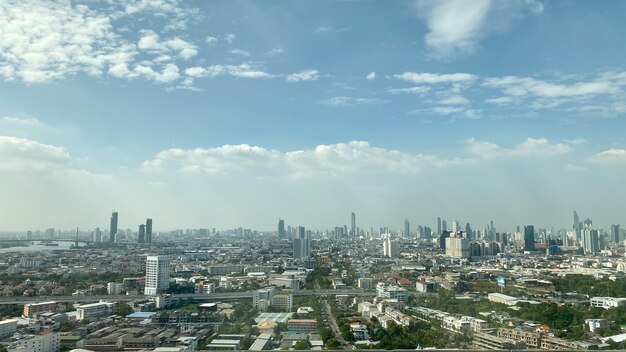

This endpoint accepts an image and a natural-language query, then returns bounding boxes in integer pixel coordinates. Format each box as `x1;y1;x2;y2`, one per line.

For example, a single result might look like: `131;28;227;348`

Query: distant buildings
278;219;286;239
144;255;170;295
138;224;146;243
109;211;118;244
523;225;535;252
145;219;153;244
292;226;310;259
382;235;398;258
404;219;410;237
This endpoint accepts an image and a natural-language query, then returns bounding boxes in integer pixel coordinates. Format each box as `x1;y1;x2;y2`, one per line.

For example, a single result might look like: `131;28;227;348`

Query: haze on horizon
1;0;625;232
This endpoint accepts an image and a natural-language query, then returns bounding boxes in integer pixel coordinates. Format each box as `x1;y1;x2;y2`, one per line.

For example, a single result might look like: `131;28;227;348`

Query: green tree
293;339;312;350
113;303;133;316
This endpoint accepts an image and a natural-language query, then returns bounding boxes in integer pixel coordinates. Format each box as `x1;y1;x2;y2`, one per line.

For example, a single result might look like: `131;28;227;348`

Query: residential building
23;302;57;317
144;255;170;295
0;319;18;339
76;301;114;321
287;319;317;332
11;331;59;352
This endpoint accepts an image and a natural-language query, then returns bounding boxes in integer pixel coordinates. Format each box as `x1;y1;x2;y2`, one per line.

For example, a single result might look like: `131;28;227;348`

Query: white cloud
184;64;272;79
320;97;388;107
564;164;586;172
265;47;285;56
137;30;198;60
366;72;376;80
438;95;470;105
0;135;73;170
229;49;251;57
314;26;351;34
587;149;626;166
1;115;42;126
465;137;572;160
483;76;618;98
142;144;281;174
224;33;236;44
431;106;465;115
394;72;477;84
286;70;319;83
416;0;543;59
485;96;514;104
386;86;430;94
205;36;218;46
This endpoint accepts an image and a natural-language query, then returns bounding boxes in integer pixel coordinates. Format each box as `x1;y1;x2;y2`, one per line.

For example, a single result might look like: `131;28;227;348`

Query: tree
293;339;312;350
113;303;133;316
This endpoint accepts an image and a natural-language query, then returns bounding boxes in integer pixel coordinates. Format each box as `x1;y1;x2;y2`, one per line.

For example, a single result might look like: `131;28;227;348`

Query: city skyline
1;1;626;230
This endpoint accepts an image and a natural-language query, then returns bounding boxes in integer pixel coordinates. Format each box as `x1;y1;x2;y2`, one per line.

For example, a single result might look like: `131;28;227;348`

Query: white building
445;236;469;258
586;319;611;332
145;255;171;295
358;278;373;290
382;236;398;258
107;282;123;295
252;288;275;311
10;331;59;352
590;297;626;309
76;301;114;321
0;319;18;339
376;284;408;302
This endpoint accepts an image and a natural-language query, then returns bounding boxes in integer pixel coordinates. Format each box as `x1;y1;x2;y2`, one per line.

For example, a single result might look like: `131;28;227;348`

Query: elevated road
0;289;376;305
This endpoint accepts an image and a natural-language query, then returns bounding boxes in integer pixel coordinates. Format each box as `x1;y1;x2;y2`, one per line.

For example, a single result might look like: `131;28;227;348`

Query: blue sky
1;0;625;232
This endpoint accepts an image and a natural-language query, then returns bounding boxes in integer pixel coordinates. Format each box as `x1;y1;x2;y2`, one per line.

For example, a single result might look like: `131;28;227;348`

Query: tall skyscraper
404;219;410;237
109;211;118;244
351;212;356;238
382;234;398;258
94;227;102;243
146;219;153;244
573;211;580;230
278;219;286;238
452;220;460;234
442;219;448;232
293;226;310;259
144;255;171;295
581;227;599;254
138;224;146;243
437;217;442;235
524;225;535;251
611;225;621;243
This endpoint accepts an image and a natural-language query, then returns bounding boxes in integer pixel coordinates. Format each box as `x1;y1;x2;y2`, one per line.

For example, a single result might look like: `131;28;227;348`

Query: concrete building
271;294;293;312
497;328;542;349
473;332;526;350
445;235;469;258
287;319;317;332
357;278;373;290
11;331;60;352
144;255;171;295
76;301;114;321
23;302;57;317
0;319;18;339
376;284;408;302
590;297;626;309
107;282;123;295
382;236;398;258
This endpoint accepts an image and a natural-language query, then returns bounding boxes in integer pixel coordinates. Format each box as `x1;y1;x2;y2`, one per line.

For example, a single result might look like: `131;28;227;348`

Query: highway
0;289;376;305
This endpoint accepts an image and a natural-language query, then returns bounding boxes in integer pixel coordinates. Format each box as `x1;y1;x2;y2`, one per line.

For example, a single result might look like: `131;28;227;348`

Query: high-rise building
437;217;442;235
94;227;102;243
382;235;398;258
351;212;356;238
404;219;410;237
573;211;580;230
581;227;599;254
144;255;170;295
445;235;470;258
524;225;535;252
611;225;621;243
442;219;448;232
292;226;310;259
138;224;146;243
109;211;118;244
452;220;460;234
146;219;153;244
278;219;286;238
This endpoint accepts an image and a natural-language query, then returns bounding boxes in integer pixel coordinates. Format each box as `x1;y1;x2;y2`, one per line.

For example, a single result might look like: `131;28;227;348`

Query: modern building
144;255;171;295
358;278;373;290
586;319;611;332
376;283;408;302
76;301;114;321
611;225;621;243
382;235;398;258
12;331;60;352
252;288;276;311
581;227;600;254
271;294;293;312
473;332;526;350
145;218;153;244
292;226;310;259
351;212;356;238
404;219;410;237
523;225;535;251
445;235;469;258
0;319;18;339
23;302;57;317
107;282;123;295
138;224;146;243
287;319;317;332
278;219;286;238
109;211;118;244
590;297;626;309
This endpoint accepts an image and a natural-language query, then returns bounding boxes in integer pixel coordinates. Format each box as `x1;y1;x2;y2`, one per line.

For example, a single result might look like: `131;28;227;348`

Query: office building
351;212;356;238
144;255;171;295
109;211;118;244
138;224;146;243
93;227;102;243
146;218;153;244
292;226;310;259
445;235;470;258
76;301;114;321
611;224;621;243
404;219;410;237
581;227;599;254
437;217;442;235
278;219;286;238
523;225;535;251
383;235;398;258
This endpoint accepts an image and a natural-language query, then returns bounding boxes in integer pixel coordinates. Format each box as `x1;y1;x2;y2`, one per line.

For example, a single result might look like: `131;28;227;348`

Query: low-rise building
0;319;18;339
10;330;60;352
287;319;317;332
473;332;526;350
76;302;114;321
590;297;626;309
23;302;57;317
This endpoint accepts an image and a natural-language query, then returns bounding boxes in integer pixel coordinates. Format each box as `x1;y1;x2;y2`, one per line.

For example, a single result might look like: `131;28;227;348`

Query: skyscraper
573;211;580;230
351;212;356;238
437;217;442;235
146;219;153;244
138;224;146;243
524;225;535;252
382;234;398;258
293;226;310;259
278;219;286;238
144;255;170;295
404;219;410;237
442;219;448;232
581;227;599;254
109;211;118;244
94;227;102;243
611;225;621;243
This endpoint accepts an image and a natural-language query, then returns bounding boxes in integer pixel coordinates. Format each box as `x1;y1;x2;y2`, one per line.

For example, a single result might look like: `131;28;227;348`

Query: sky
1;0;626;233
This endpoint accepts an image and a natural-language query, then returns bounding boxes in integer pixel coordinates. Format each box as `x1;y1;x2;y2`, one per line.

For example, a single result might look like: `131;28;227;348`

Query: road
323;299;352;349
0;289;376;305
